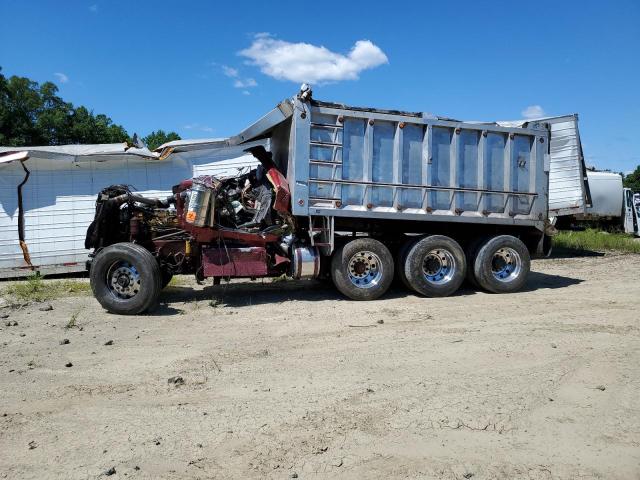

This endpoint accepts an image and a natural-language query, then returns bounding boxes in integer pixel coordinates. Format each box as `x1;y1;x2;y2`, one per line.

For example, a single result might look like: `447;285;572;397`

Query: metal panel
456;129;480;211
296;97;548;231
228;99;294;145
371;121;394;207
202;247;267;277
400;124;423;209
583;171;623;217
545;115;590;216
290;107;312;216
431;127;453;210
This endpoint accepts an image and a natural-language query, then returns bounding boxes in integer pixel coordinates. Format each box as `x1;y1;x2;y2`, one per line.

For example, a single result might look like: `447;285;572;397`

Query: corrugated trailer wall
0;151;258;278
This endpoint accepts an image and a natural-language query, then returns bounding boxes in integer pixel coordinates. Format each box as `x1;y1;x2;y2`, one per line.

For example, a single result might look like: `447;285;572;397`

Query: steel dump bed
231;93;567;233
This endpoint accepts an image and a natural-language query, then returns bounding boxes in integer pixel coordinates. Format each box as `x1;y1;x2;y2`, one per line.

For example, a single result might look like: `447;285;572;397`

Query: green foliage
0;67;130;146
623;165;640;192
553;229;640;254
0;66;179;148
143;129;181;150
1;273;91;302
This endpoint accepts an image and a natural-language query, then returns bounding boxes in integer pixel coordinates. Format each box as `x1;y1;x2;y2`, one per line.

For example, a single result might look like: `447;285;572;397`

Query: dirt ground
1;253;639;479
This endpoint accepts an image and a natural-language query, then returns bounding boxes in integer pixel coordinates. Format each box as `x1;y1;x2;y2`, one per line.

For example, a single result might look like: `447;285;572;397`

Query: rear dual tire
331;238;394;301
403;235;466;297
471;235;530;293
397;234;530;296
331;235;467;301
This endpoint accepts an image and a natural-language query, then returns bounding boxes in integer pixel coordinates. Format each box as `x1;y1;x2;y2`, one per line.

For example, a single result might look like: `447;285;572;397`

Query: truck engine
85;146;319;314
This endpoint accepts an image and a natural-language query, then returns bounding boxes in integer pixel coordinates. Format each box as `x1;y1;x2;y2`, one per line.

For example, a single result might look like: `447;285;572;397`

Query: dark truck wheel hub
421;249;456;285
491;247;522;282
107;262;141;299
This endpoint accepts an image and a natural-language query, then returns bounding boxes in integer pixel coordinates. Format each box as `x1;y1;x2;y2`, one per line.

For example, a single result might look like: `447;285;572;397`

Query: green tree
623;166;640;192
0;67;181;149
142;129;181;150
0;66;130;146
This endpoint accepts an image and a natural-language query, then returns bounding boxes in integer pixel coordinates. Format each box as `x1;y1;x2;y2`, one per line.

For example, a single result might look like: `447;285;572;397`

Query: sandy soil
1;253;639;479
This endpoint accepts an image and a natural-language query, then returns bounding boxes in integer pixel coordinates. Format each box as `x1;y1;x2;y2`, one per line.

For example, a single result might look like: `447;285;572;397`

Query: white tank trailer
557;170;640;236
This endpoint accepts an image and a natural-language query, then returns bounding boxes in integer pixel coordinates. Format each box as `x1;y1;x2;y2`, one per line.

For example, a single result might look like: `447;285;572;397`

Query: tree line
623;167;640;192
0;67;180;150
1;67;638;190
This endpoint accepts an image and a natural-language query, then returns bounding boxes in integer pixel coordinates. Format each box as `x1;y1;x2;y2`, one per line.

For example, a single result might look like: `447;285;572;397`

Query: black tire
464;235;490;288
331;238;394;300
396;237;417;290
403;235;466;297
90;243;161;315
473;235;530;293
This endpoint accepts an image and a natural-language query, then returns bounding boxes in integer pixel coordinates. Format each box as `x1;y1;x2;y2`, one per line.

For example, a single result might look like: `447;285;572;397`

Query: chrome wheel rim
347;251;383;289
422;249;456;285
106;261;141;299
491;247;522;282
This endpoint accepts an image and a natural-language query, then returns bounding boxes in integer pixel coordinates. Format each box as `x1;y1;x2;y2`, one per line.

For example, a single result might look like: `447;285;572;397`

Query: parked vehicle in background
555;170;640;236
624;187;639;236
83;86;589;314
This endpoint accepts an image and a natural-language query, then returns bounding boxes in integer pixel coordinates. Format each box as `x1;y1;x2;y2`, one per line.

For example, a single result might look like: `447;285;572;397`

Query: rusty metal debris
17;160;33;268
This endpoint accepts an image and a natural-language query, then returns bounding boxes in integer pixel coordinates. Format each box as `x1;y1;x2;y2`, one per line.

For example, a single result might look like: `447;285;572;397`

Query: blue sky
1;0;639;172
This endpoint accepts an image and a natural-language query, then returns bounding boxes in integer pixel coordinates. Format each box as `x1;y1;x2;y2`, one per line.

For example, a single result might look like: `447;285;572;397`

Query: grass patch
1;274;91;303
553;229;640;254
66;309;81;329
167;275;187;288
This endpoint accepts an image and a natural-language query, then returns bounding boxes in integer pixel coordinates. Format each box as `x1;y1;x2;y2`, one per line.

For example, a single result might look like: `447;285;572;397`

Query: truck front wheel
473;235;530;293
331;238;394;300
403;235;466;297
90;243;162;315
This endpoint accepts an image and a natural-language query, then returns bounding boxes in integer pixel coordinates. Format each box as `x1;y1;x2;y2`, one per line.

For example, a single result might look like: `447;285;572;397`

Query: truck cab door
624;188;639;235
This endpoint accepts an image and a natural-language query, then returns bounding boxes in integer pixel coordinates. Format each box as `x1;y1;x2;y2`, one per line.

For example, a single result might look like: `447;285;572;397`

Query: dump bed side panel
546;115;591;216
289;100;548;230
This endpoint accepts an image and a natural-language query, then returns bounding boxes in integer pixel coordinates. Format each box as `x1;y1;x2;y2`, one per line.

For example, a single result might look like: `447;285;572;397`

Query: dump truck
85;86;586;314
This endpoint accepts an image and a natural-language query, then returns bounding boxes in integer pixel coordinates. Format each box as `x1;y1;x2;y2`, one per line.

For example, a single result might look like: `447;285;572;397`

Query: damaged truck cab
86;87;587;315
85;145;313;315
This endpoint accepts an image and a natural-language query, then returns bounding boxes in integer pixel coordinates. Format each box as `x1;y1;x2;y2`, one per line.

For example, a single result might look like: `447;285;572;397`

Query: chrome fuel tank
185;182;212;227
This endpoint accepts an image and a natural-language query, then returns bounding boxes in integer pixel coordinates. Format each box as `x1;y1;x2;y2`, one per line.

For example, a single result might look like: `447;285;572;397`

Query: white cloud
233;78;257;88
53;72;69;84
183;123;214;133
242;90;251;96
221;65;238;78
239;34;388;83
89;4;98;12
521;105;545;119
219;64;257;91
